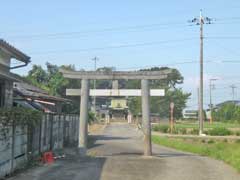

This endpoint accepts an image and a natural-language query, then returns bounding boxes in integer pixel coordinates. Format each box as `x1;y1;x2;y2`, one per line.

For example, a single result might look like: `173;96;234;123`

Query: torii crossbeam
60;69;171;156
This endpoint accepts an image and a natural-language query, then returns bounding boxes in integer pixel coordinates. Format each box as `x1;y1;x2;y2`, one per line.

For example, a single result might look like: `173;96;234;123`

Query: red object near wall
42;151;54;164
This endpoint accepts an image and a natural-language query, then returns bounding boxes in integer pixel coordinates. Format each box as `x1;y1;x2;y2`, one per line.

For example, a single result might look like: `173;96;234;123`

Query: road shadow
42;156;106;180
107;152;143;156
93;135;130;141
88;134;130;149
8;149;107;180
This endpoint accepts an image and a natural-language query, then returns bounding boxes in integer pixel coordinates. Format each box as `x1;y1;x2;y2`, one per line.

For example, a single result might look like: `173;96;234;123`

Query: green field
175;121;240;129
152;135;240;172
153;121;240;135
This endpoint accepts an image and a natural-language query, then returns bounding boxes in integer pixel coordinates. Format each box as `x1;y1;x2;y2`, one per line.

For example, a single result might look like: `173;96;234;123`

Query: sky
1;0;240;109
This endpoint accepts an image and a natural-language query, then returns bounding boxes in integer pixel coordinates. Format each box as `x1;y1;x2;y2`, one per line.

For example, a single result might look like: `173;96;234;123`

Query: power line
2;17;240;41
206;36;240;39
29;38;196;55
204;36;240;71
3;22;188;40
216;17;240;21
117;60;212;70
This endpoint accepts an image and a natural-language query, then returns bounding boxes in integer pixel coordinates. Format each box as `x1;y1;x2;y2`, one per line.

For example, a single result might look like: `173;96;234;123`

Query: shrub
204;130;209;135
235;131;240;136
0;107;42;127
153;125;169;133
223;139;228;143
207;139;215;144
189;128;199;135
0;107;42;140
172;128;178;134
173;128;187;134
208;127;232;136
88;111;97;125
235;139;240;143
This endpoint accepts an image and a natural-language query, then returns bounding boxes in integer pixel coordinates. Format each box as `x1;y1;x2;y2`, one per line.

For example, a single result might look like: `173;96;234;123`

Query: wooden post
170;102;175;134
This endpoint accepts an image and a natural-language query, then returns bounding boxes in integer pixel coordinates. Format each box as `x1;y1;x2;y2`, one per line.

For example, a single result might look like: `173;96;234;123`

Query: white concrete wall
0;114;79;178
0;126;27;178
0;127;13;177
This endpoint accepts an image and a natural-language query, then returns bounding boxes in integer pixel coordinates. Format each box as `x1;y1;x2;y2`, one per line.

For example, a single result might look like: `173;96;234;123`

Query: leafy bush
0;107;42;140
173;127;187;134
189;128;199;135
236;131;240;136
207;127;232;136
0;107;42;127
153;125;169;133
207;139;215;144
88;111;97;125
178;127;187;134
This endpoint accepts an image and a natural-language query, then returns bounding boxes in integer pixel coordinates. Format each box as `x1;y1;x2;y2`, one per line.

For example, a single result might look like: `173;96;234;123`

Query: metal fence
0;113;79;178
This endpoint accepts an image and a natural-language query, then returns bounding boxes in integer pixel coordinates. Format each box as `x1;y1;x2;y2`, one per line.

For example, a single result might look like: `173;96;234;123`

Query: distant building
109;98;128;120
215;100;240;109
0;39;30;107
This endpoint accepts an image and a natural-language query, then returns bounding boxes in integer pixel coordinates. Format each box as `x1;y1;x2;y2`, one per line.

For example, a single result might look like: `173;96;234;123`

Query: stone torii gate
60;69;171;156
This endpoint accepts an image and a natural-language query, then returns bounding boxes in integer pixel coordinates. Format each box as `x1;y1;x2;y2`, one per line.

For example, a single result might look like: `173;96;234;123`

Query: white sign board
66;89;165;97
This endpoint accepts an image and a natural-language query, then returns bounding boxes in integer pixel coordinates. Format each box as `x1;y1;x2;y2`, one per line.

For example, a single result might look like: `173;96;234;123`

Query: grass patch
153;122;240;135
175;121;240;129
152;135;240;172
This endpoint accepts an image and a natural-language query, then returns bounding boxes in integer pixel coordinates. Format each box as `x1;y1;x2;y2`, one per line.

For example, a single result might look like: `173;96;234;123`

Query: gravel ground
8;123;240;180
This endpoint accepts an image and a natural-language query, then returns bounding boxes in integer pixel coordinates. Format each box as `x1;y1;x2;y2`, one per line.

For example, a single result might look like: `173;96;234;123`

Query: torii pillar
79;79;89;154
141;79;152;156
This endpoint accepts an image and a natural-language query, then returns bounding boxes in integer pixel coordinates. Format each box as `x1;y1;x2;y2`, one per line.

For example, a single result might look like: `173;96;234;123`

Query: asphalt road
9;123;240;180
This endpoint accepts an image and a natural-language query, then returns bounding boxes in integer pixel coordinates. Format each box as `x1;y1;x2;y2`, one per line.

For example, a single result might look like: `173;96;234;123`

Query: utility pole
190;10;213;135
209;79;217;124
92;57;99;113
230;85;237;101
197;87;200;127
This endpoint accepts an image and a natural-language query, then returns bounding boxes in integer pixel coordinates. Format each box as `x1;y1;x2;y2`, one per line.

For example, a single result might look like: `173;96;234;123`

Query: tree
212;103;240;122
25;63;80;113
128;67;190;119
26;65;49;91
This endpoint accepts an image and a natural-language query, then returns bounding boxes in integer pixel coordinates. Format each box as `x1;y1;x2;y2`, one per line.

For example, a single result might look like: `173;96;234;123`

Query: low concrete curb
152;131;240;140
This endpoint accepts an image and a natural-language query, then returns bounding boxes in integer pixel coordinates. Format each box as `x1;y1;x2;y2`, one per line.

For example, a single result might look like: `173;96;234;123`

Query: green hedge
206;127;232;136
152;125;169;133
0;107;42;127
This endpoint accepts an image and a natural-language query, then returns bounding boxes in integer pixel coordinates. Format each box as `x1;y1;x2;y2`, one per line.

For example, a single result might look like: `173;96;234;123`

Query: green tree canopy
128;67;190;119
25;63;80;113
213;103;240;122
